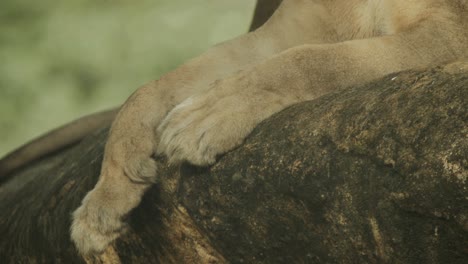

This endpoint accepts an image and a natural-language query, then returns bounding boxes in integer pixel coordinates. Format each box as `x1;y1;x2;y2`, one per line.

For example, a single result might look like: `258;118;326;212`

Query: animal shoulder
320;0;466;40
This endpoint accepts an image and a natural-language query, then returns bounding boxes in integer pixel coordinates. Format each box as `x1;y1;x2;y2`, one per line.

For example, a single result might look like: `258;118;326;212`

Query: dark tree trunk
1;60;467;263
1;1;468;262
249;0;283;31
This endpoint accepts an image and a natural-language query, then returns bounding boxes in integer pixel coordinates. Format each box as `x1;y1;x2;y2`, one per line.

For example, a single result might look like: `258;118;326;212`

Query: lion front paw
157;91;257;166
71;191;127;256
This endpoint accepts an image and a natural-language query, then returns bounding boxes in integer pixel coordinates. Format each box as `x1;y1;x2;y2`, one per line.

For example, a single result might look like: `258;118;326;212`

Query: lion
1;0;467;256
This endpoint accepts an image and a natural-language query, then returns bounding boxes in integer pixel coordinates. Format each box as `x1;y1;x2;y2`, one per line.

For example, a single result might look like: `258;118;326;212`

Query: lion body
1;0;466;257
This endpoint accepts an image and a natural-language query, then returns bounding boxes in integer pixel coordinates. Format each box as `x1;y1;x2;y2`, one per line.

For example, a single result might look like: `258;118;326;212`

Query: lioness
4;0;468;256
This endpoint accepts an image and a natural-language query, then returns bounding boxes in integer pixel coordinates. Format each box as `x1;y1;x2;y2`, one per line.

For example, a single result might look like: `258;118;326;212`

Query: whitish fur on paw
71;192;127;256
156;95;251;166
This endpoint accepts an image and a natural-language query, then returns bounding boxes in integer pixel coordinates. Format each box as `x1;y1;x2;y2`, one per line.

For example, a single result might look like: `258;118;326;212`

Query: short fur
38;0;468;256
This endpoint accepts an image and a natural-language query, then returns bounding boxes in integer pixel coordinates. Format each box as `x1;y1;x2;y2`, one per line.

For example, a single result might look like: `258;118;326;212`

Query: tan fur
68;0;468;256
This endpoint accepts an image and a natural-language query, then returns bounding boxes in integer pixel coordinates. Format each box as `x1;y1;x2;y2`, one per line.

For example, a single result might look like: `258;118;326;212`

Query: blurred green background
0;0;255;156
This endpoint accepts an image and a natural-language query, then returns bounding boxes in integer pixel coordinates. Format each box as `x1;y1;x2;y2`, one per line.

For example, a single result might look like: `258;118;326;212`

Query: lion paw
157;93;254;166
71;191;127;256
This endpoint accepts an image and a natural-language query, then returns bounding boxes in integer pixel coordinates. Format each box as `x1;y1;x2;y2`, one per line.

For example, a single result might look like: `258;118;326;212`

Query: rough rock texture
0;61;467;263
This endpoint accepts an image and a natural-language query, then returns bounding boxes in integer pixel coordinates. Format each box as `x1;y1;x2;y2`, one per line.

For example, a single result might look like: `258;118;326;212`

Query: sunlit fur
67;0;468;256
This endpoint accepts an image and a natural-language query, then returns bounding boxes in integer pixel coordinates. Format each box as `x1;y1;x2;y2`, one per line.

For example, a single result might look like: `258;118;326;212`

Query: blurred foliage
0;0;255;156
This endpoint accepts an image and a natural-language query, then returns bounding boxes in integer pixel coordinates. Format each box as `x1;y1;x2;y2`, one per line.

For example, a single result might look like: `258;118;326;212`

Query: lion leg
157;17;468;166
69;3;323;253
